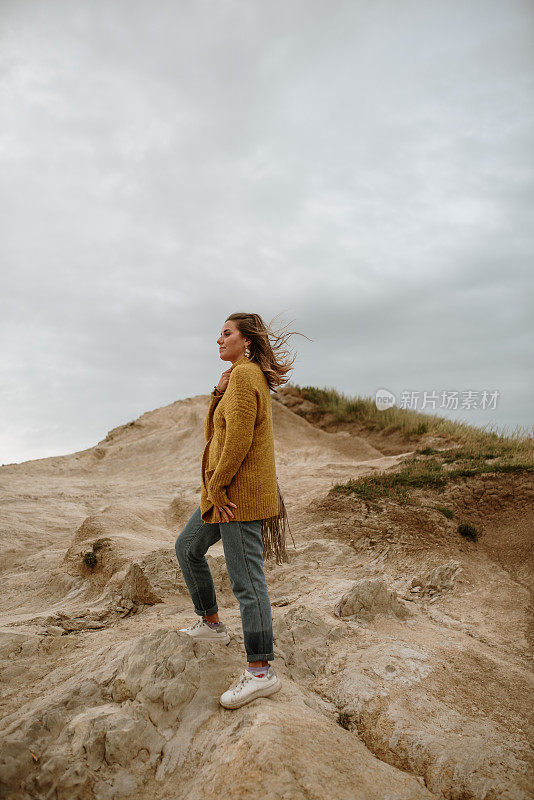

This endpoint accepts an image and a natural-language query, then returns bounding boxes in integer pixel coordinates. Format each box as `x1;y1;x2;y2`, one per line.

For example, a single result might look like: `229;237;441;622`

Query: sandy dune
0;392;532;800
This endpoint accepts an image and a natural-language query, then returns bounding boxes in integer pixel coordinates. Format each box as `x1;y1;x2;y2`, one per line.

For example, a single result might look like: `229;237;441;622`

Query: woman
174;311;302;710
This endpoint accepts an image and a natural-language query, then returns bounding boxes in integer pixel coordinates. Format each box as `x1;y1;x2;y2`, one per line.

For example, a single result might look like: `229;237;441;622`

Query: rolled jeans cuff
194;604;218;617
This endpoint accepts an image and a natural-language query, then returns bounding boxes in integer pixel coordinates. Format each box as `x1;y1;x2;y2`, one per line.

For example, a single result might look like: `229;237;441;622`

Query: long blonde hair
226;311;311;392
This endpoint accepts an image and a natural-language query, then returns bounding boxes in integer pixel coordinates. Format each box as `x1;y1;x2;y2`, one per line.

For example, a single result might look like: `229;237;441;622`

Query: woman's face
217;319;250;365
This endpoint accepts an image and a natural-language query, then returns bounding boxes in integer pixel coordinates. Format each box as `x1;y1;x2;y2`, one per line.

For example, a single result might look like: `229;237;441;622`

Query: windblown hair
225;311;310;393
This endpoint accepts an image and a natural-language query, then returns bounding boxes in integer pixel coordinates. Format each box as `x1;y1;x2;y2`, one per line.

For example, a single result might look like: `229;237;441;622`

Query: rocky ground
0;392;532;800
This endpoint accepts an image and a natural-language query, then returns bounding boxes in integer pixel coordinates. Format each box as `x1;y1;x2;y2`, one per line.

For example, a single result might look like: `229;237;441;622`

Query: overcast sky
1;0;533;465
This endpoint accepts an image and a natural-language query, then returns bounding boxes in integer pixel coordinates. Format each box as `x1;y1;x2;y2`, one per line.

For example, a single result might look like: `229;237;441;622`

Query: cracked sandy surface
0;394;532;799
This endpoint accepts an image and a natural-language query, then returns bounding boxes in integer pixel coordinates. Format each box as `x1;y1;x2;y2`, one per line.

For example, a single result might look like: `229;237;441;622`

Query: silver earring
244;345;250;358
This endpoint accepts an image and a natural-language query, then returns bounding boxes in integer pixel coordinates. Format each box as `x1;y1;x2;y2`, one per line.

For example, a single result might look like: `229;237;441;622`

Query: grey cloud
1;0;533;463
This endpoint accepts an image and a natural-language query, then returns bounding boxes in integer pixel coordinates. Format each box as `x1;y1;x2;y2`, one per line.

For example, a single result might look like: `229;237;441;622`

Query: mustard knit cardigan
200;354;279;524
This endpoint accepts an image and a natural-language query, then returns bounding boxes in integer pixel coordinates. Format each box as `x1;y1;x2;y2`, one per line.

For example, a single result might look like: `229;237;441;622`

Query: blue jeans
174;505;275;662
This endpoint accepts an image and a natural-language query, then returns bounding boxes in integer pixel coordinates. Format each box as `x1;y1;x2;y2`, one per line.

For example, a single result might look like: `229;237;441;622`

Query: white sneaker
178;618;230;644
219;665;281;709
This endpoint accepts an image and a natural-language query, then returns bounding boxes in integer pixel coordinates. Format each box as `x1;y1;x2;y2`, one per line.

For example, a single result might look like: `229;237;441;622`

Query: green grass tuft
458;522;479;541
434;505;454;519
82;551;97;568
92;538;112;552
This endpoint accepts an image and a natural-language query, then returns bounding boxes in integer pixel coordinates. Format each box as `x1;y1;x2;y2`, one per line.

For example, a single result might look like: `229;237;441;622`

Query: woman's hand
215;502;237;523
215;366;233;395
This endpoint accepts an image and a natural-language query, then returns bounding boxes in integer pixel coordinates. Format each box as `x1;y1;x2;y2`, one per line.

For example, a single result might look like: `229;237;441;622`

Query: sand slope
0;393;532;800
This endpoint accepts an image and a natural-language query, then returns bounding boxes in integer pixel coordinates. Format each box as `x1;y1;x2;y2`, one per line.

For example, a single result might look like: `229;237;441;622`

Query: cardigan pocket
205;466;231;507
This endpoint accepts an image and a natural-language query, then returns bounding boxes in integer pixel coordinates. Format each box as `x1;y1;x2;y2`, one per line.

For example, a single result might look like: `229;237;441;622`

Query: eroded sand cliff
1;393;532;799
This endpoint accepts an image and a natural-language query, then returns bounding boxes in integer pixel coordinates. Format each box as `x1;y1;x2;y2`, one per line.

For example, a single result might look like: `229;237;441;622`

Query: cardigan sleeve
207;368;258;507
204;390;223;442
